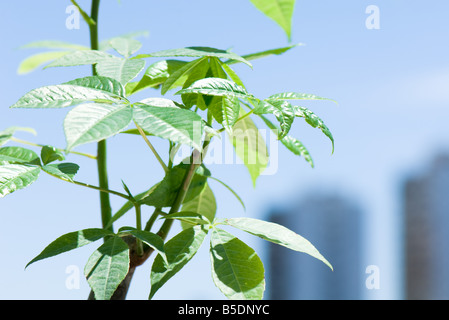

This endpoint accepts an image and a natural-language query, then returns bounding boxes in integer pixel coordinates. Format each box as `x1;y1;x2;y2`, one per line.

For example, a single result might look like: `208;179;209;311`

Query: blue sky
1;0;449;300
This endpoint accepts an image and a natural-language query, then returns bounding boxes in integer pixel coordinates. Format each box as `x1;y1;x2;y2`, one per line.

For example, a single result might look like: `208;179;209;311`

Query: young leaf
209;228;265;300
161;57;208;95
17;51;72;75
250;0;296;41
64;103;133;151
222;217;333;270
109;37;142;58
26;228;113;268
41;163;80;182
176;78;253;101
96;57;145;85
10;84;120;109
293;106;334;153
254;99;295;139
84;236;130;300
0;147;40;165
149;225;208;299
0;164;40;198
65;76;127;99
133;103;204;151
40;145;65;165
136;46;252;68
229;109;269;186
181;183;216;229
45;50;115;68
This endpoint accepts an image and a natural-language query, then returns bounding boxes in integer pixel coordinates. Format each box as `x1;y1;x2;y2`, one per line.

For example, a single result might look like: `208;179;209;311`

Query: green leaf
176;78;253;100
229;109;269;186
10;84;120;109
136;46;252;68
17;51;72;75
280;136;314;167
109;37;142;58
0;127;36;147
45;50;115;68
181;183;216;229
222;217;333;270
84;236;130;300
210;228;265;300
161;57;208;95
26;228;113;268
64;103;133;150
129;59;187;95
220;63;246;89
269;91;337;104
180;58;211;110
250;0;296;41
65;76;127;99
96;58;145;85
140;165;207;208
19;40;88;50
293;106;334;153
124;229;167;263
0;147;40;165
40;145;65;165
208;96;241;129
41;163;80;182
99;31;149;51
226;44;300;65
0;164;40;198
254;99;295;139
149;225;208;299
258;114;313;167
133;103;204;151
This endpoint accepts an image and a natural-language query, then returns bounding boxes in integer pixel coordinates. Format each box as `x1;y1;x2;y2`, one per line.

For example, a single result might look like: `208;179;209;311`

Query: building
268;192;365;299
404;153;449;299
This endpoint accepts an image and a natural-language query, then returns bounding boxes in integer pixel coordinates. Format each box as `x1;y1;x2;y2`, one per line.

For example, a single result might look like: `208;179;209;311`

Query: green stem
42;168;132;202
144;207;163;232
88;0;112;233
157;140;211;240
134;121;168;173
10;137;97;160
134;203;143;256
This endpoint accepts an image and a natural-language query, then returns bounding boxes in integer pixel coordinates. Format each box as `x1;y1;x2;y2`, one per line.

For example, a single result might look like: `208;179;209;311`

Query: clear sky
1;0;449;300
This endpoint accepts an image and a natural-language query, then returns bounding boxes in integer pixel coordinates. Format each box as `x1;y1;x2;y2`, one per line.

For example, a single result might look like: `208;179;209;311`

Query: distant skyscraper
268;193;364;300
404;153;449;300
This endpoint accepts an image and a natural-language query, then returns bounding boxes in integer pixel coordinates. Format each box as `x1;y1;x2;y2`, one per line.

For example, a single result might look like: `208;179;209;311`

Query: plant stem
42;169;132;202
144;207;163;232
88;0;112;233
10;137;97;160
157;140;211;239
134;203;144;256
134;121;168;173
